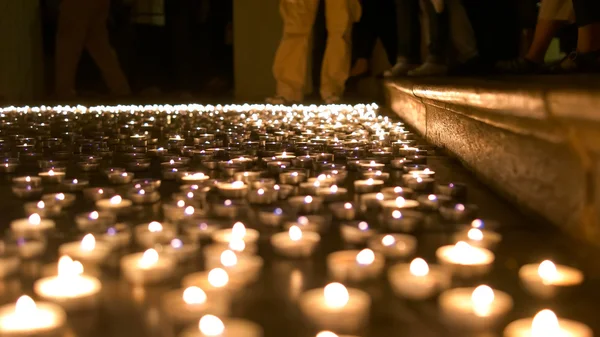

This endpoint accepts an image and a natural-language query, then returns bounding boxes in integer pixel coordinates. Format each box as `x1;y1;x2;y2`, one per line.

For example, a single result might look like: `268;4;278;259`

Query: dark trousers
394;0;448;63
132;24;167;91
572;0;600;26
352;0;397;65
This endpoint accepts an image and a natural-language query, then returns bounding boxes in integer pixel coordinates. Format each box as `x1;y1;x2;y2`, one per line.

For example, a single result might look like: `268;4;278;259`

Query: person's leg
377;0;399;66
85;0;130;96
350;0;377;77
572;0;600;53
525;19;566;62
55;0;90;98
408;0;449;76
321;0;358;101
384;0;421;77
446;0;478;63
272;0;319;102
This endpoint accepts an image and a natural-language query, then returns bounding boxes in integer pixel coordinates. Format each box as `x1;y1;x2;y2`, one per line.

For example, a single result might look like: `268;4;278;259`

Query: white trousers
272;0;361;101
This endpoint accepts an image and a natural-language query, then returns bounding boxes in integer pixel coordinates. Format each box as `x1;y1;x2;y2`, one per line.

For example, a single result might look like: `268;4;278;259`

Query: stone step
385;76;600;245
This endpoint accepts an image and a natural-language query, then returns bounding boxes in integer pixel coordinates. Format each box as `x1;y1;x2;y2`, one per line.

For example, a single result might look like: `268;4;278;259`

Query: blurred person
55;0;131;99
268;0;362;104
349;0;397;78
554;0;600;71
497;0;575;73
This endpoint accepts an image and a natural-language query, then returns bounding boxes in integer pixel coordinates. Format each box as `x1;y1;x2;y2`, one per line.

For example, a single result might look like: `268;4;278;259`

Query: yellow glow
316;332;338;337
28;213;41;225
344;202;352;210
381;235;395;246
220;250;238;267
229;239;246;252
538;260;558;284
138;249;159;269
395;197;406;207
304;196;313;204
231;222;246;238
148;221;163;233
471;285;494;317
184;206;195;215
467;228;484;241
90;211;99;220
208;268;229;288
289;225;303;241
330;185;338;193
410;258;429;277
183;286;207;305
199;315;225;336
532;309;560;337
323;283;349;308
37;201;45;209
80;234;96;251
109;195;122;205
356;249;375;265
15;295;36;315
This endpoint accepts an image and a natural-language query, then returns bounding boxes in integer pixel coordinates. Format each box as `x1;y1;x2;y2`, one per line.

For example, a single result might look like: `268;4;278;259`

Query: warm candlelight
271;225;321;258
327;249;385;282
439;285;513;329
504;309;592;337
121;248;175;284
519;260;584;298
58;234;112;264
388;258;450;300
436;241;495;277
0;295;66;336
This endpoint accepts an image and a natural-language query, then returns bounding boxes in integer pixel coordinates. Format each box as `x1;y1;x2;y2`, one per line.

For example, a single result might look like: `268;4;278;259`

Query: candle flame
148;221;163;233
532;309;560;337
381;235;395;246
109;195;122;205
28;213;41;225
15;295;36;315
395;197;406;207
80;234;96;251
427;194;437;201
356;248;375;265
394;186;403;193
289;225;303;241
231;181;245;188
183;286;207;305
344;202;352;210
187;192;194;198
72;179;78;184
323;283;349;308
358;221;369;231
410;258;429;276
56;193;65;200
37;201;45;209
538;260;558;284
392;210;402;219
376;193;384;200
304;196;313;204
177;200;185;207
58;255;84;277
228;239;246;252
25;176;31;182
471;219;484;228
467;228;484;241
48;170;55;176
184;206;195;215
220;250;238;267
231;222;246;239
316;332;338;337
330;185;338;193
471;285;495;317
199;315;225;336
366;178;374;185
257;188;265;195
208;268;229;288
138;249;159;269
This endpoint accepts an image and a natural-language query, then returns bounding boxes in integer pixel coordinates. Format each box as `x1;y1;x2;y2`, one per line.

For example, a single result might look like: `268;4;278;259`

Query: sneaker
265;96;293;105
495;57;541;74
550;50;600;73
408;62;448;76
323;96;341;104
384;58;419;78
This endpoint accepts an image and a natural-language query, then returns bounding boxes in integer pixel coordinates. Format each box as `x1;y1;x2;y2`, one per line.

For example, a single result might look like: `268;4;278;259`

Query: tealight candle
257;207;285;227
329;202;356;220
108;171;134;184
13;176;42;187
353;178;384;194
360;192;391;210
162;287;230;325
0;243;20;278
83;187;116;201
10;236;47;259
316;185;348;202
38;170;66;184
453;228;502;249
23;200;61;217
34;256;102;310
182;268;238;295
101;224;132;249
12;184;43;199
0;295;66;336
518;260;584;298
327;249;385;283
379;197;420;211
416;194;451;211
75;211;116;232
439;285;513;329
271;226;321;258
161;238;199;262
212;222;260;246
388;258;450;300
61;178;89;192
204;250;263;287
181;172;210;184
298;283;371;334
42;193;75;208
121;248;176;284
283;215;328;233
279;171;307;185
135;221;177;248
382;209;424;233
247;188;278;205
439;202;478;222
0;160;19;173
504;309;592;337
436;241;495;277
405;176;435;193
340;221;376;245
96;195;133;214
183;219;223;241
288;195;324;213
367;234;416;258
179;315;263;337
58;234;112;265
216;181;248;199
11;213;56;236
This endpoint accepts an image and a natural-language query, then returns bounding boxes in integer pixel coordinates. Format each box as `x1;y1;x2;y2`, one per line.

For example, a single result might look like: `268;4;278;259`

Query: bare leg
525;19;565;63
577;23;600;52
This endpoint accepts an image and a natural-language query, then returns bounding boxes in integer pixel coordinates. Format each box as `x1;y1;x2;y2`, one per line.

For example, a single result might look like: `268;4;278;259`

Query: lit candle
121;248;176;284
38;170;66;184
162;238;199;262
179;315;263;337
340;221;375;245
10;236;46;259
298;283;370;334
518;260;584;298
58;234;112;265
183;268;237;296
379;196;420;211
279;171;307;185
439;202;478;222
271;226;321;258
96;195;133;214
504;309;592;337
23;200;61;217
101;224;132;249
83;187;116;202
439;285;513;329
61;178;89;192
388;258;450;300
11;213;56;236
204;250;263;287
367;234;417;258
42;193;75;208
216;181;248;199
0;160;19;173
212;222;260;246
436;241;495;277
162;287;230;325
288;195;324;213
135;221;177;248
181;172;210;183
327;249;385;283
453;228;502;249
33;256;102;310
353;178;384;194
13;176;42;187
74;210;116;232
108;171;134;184
0;295;66;336
247;188;278;205
183;219;223;241
316;185;348;203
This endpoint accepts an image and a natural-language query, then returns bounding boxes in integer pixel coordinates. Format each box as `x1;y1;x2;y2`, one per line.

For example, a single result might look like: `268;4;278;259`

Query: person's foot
384;58;418;77
350;58;370;78
266;96;295;105
495;57;541;74
408;62;448;76
450;56;489;76
323;96;341;104
550;50;600;73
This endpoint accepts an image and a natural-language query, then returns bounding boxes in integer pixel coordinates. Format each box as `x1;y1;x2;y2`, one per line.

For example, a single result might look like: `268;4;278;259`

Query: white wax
58;240;112;265
439;287;513;329
162;288;230;325
179;318;263;337
368;234;417;258
121;252;176;285
327;250;385;283
0;300;66;336
96;198;133;213
271;231;321;258
504;317;593;337
34;275;102;310
388;263;450;300
212;228;260;245
10;218;55;235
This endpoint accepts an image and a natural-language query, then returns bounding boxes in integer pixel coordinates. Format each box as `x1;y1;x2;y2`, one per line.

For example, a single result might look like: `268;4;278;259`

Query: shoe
323;96;341;104
550;50;600;73
408;62;448;76
450;56;489;76
495;57;541;74
384;58;419;78
265;96;293;105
